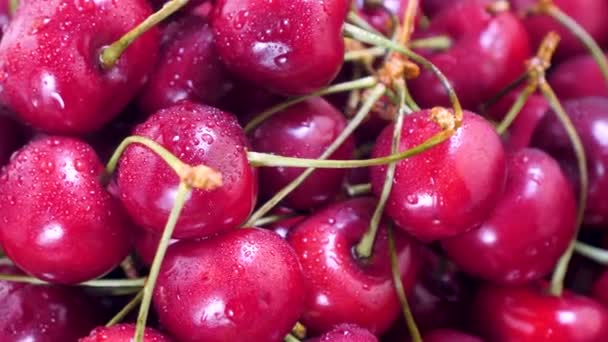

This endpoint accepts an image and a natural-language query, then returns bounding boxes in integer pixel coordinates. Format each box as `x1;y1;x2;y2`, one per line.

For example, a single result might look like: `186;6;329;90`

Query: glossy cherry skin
137;15;234;114
370;110;507;242
0;112;24;166
424;329;483;342
0;0;159;134
0;264;103;341
287;198;421;335
592;269;608;306
486;91;548;151
154;228;305;342
0;136;132;284
355;0;417;36
116;101;257;239
79;324;172;342
512;0;608;59
473;282;608;341
409;0;530;109
270;215;305;239
533;97;608;227
442;148;577;285
549;53;608;100
307;324;378;342
250;98;355;210
133;228;178;267
212;0;349;95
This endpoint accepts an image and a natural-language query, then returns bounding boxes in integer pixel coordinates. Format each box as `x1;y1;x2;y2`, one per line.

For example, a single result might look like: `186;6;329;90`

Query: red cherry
0;264;103;341
409;0;530;109
370;110;506;242
473;282;608;341
154;228;305;342
549;53;608;100
0;0;159;134
307;324;378;342
442;148;577;285
0;136;132;284
250;98;355;210
0;112;24;166
287;198;421;335
424;329;483;342
269;215;306;239
212;0;349;95
137;15;234;114
422;0;460;17
116;101;257;239
79;324;172;342
592;269;608;307
532;97;608;227
134;228;179;267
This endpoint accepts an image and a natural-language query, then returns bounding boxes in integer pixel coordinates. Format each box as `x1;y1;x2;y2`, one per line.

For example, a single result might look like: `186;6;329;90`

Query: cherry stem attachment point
574;241;608;265
100;0;189;69
106;290;144;327
284;334;302;342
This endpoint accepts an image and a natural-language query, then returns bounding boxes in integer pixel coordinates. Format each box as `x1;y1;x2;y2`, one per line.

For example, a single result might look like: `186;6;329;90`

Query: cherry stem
344;46;386;62
244;76;378;133
291;322;307;340
343;23;464;126
244;83;387;226
409;35;453;50
398;0;419;45
0;274;146;287
347;11;383;36
388;224;422;342
495;83;535;135
543;81;588;297
356;80;409;259
120;255;140;279
574;241;608;265
8;0;18;15
99;0;189;69
284;334;301;342
345;183;372;197
106;290;144;327
134;182;191;342
403;81;421;112
480;72;528;113
253;214;297;227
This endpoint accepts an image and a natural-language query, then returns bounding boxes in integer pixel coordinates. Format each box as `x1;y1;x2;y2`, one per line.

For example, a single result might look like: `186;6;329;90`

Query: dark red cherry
79;324;172;342
355;0;418;36
287;198;421;335
0;264;103;341
250;98;355;210
0;0;159;134
409;0;530;109
422;0;462;17
137;15;234;114
548;53;608;100
307;324;378;342
424;329;483;342
154;228;305;342
486;91;548;151
511;0;608;59
442;148;577;285
134;228;178;267
532;97;608;227
212;0;349;95
269;215;305;239
116;101;257;239
473;282;608;341
370;110;506;242
0;112;24;166
592;269;608;307
0;136;132;284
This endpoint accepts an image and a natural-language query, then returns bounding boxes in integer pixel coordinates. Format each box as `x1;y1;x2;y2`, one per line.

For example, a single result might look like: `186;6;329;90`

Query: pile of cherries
1;0;608;341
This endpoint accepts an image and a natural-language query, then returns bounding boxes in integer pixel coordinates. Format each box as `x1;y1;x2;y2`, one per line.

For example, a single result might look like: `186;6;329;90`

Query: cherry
486;91;548;151
0;264;103;341
212;0;349;95
532;97;608;227
422;0;461;17
116;101;257;239
306;324;378;342
269;215;305;239
287;198;421;335
409;0;530;109
355;0;418;36
548;52;608;100
511;0;608;59
442;148;577;285
80;324;172;342
134;228;179;267
370;109;506;242
0;136;132;284
473;282;608;341
424;329;483;342
154;228;305;342
137;15;234;115
591;269;608;307
0;112;24;166
250;98;355;210
0;0;159;134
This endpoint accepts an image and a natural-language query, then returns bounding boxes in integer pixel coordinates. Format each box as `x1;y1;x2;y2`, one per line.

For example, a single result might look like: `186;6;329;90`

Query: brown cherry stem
100;0;189;69
120;255;140;279
106;290;144;327
574;242;608;265
291;322;307;340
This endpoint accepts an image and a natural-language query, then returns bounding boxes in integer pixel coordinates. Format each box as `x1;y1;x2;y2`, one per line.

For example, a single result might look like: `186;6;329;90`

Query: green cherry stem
244;76;378;133
388;224;422;342
100;0;189;69
480;72;528;113
403;81;421;112
409;35;453;50
574;241;608;265
345;183;373;197
495;83;536;135
244;83;387;226
284;333;302;342
0;274;146;287
253;214;297;227
347;10;383;36
344;46;386;62
8;0;18;15
106;290;144;327
134;182;191;342
543;81;588;297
